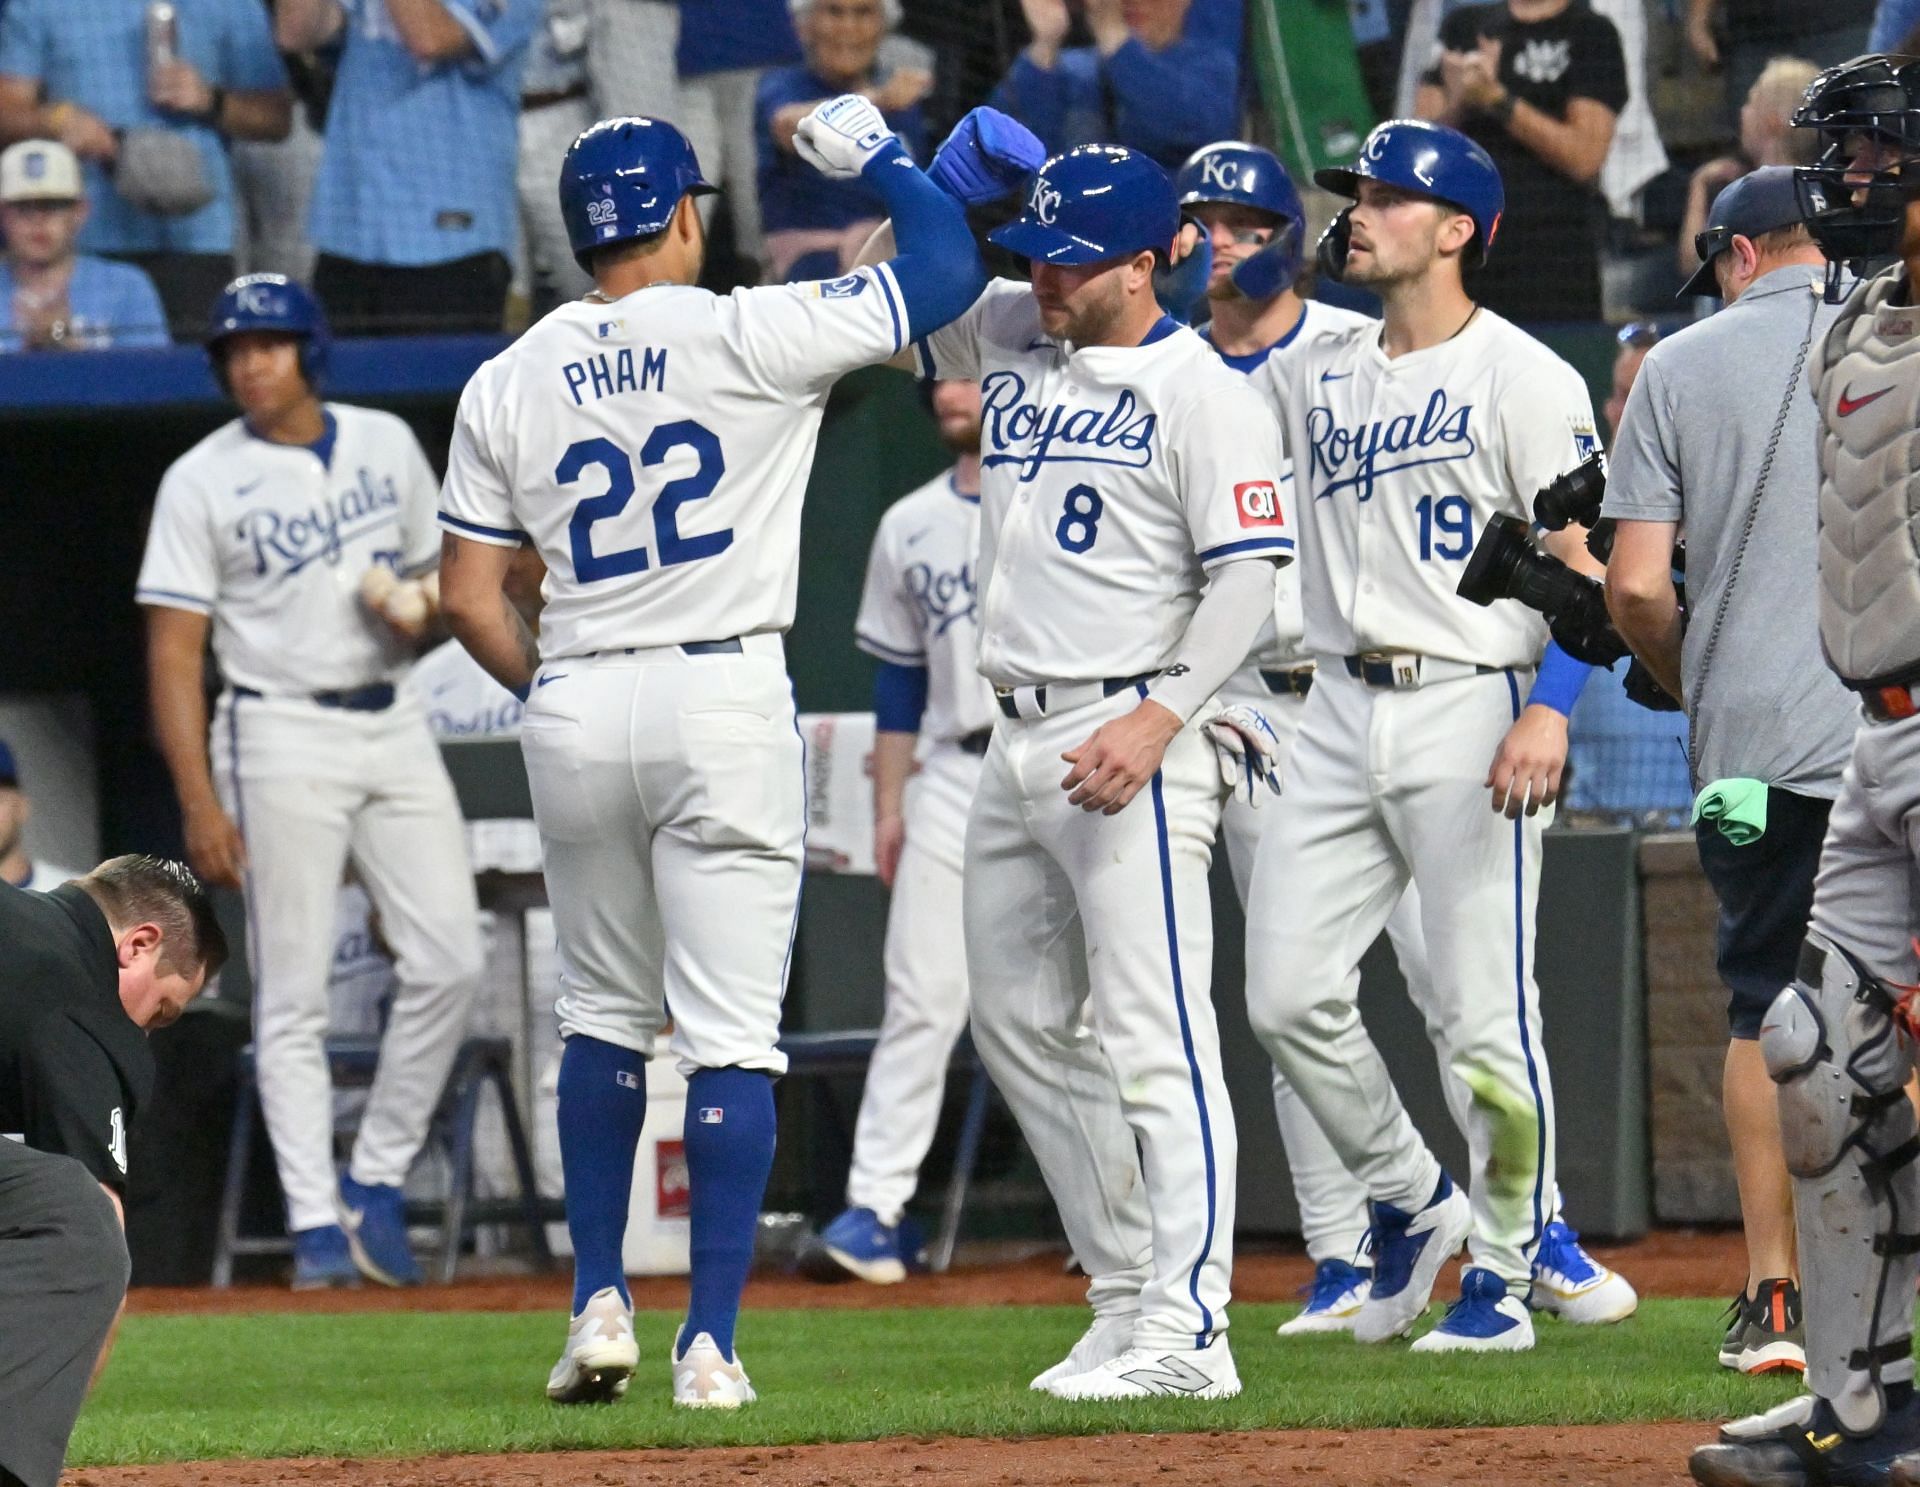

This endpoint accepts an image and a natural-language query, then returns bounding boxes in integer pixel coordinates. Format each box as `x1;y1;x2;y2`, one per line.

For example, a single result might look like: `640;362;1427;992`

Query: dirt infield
126;1226;1748;1317
66;1422;1712;1487
85;1230;1745;1487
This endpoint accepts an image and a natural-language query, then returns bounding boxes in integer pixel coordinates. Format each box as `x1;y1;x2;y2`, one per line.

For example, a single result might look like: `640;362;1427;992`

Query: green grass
71;1299;1801;1465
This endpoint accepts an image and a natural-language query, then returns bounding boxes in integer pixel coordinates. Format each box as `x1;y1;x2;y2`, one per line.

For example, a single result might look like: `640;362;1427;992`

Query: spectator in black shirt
0;855;225;1487
1415;0;1627;323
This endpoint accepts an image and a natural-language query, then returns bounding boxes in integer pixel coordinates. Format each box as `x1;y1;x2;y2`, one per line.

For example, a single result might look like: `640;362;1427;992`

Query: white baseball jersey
915;280;1292;687
1252;307;1599;669
438;265;912;657
853;470;997;744
136;405;441;692
408;637;526;737
1212;301;1376;670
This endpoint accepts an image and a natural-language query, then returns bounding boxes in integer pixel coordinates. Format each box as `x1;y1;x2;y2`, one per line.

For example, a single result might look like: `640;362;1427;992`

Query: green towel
1692;778;1769;845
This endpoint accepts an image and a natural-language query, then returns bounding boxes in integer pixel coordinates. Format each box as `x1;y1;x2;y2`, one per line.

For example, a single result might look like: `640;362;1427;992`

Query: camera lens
1533;451;1608;531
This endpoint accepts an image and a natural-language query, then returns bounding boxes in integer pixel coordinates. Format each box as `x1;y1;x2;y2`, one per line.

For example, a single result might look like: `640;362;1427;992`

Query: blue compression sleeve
873;660;929;734
1527;640;1594;717
556;1035;647;1311
862;138;987;338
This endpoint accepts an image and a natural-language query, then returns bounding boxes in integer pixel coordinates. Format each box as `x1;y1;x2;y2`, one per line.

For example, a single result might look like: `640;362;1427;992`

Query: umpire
1602;166;1855;1377
0;855;226;1487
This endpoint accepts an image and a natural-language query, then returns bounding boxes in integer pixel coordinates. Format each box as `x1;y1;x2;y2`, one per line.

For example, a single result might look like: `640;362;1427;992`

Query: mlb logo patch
819;274;867;300
597;319;623;338
697;1107;725;1125
615;1070;640;1089
1234;480;1283;528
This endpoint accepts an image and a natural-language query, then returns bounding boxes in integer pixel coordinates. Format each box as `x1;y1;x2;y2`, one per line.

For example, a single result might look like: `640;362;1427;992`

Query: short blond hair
1746;57;1823;164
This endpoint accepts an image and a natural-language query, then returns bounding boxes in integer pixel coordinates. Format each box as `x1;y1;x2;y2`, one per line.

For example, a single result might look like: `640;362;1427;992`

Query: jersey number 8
559;422;732;582
1054;483;1104;555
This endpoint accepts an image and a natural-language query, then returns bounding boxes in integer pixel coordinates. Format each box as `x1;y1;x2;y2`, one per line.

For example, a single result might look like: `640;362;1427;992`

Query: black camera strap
1685;285;1823;783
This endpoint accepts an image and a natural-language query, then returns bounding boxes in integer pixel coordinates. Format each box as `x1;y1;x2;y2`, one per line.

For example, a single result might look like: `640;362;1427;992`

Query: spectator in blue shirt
679;0;802;277
517;0;594;318
0;139;169;352
277;0;539;334
1871;0;1920;52
0;0;291;336
755;0;930;283
988;0;1238;170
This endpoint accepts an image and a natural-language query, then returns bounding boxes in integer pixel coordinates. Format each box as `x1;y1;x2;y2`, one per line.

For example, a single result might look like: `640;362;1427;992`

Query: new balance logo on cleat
1117;1354;1217;1395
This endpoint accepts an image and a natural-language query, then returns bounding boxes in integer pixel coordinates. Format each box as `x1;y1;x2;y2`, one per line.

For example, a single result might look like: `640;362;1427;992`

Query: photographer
1600;165;1855;1377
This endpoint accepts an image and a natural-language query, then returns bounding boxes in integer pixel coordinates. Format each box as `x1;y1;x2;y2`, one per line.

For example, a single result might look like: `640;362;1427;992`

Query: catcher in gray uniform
1691;52;1920;1487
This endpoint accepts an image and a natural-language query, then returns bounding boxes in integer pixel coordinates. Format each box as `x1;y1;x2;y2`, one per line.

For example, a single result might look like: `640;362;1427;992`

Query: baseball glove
115;128;215;217
1202;703;1284;807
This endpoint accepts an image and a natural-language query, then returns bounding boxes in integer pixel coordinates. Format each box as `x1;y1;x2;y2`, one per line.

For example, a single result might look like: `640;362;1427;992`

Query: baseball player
809;377;995;1283
1692;54;1920;1487
1178;139;1635;1335
863;144;1292;1399
1243;120;1607;1354
434;105;989;1408
138;274;484;1293
0;740;88;891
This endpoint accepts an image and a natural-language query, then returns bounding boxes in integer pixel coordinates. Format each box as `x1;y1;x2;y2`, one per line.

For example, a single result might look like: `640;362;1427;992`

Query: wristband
1527;639;1592;718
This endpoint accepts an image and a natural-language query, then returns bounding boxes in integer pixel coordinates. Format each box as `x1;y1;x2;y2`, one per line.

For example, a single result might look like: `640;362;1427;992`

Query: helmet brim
988;219;1137;265
1314;166;1363;199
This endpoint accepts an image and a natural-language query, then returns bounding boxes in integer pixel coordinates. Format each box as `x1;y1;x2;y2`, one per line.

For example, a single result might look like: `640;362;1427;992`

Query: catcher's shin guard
1760;934;1920;1436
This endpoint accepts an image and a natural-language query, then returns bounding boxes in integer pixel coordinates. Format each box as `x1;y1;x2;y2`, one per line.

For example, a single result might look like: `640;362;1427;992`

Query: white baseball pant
518;637;801;1078
843;743;981;1226
1245;665;1557;1288
214;693;484;1234
965;688;1235;1349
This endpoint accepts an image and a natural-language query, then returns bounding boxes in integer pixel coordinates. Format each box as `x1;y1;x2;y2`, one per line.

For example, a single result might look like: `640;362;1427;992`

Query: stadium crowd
0;0;1906;348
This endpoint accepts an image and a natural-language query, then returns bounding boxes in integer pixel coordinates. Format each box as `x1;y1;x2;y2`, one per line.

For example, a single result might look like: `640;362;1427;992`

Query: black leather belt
1343;654;1499;689
1258;666;1315;698
591;638;745;658
958;729;993;756
232;683;396;712
995;671;1160;720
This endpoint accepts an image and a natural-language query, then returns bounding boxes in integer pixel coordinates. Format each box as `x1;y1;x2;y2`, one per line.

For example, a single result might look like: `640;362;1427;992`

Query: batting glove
795;95;898;180
928;106;1046;206
1153;219;1212;325
1202;703;1284;807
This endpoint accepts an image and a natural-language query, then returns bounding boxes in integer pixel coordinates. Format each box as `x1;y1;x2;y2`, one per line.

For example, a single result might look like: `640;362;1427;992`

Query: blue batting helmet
1176;140;1307;298
989;145;1179;265
1314;119;1504;265
206;273;331;390
560;116;716;272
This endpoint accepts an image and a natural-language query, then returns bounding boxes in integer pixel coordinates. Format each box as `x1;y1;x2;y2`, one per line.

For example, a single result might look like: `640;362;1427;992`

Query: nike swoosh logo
235;478;264;497
536;672;568;687
1838;383;1894;416
905;528;930;546
1320;370;1352;382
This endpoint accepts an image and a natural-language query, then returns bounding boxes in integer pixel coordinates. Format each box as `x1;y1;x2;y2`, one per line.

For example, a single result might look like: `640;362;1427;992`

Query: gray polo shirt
1601;265;1854;799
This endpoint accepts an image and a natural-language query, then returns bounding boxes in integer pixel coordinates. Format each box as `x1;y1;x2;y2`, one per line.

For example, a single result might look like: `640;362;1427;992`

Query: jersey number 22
560;422;732;582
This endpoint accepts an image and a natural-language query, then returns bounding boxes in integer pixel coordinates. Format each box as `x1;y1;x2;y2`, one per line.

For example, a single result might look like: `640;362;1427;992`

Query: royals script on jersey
137;405;441;693
439;266;912;656
915;280;1291;689
1253;306;1599;669
854;470;998;743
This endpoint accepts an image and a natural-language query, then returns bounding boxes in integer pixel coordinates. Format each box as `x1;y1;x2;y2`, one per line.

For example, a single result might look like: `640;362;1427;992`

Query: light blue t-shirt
0;255;170;350
309;0;538;267
0;0;287;254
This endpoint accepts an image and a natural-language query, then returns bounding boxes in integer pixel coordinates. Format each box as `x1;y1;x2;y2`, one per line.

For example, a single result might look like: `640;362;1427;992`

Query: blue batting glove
1154;219;1212;325
928;107;1047;206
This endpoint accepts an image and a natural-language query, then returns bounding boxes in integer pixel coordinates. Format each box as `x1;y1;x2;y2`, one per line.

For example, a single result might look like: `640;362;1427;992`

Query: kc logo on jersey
979;371;1158;481
1306;388;1476;502
1234;480;1283;528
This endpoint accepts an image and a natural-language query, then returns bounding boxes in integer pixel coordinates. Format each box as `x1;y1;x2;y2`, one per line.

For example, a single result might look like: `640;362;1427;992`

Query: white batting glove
794;94;897;180
1202;703;1284;807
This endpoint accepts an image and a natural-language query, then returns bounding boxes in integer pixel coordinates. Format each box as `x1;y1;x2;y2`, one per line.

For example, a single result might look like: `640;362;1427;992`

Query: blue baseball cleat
811;1207;907;1285
1277;1257;1372;1336
1529;1218;1639;1325
291;1223;360;1290
339;1174;423;1287
1412;1266;1536;1352
1353;1173;1472;1343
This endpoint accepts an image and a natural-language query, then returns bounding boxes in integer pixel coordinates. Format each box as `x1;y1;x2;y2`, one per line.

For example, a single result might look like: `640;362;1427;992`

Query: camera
1455;458;1683;712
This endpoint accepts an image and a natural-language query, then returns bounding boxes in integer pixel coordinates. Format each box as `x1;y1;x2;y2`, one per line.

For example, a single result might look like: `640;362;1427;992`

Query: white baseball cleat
545;1286;639;1404
1410;1267;1536;1353
1352;1174;1473;1344
1043;1337;1241;1401
1029;1312;1136;1391
672;1328;757;1408
1528;1220;1639;1325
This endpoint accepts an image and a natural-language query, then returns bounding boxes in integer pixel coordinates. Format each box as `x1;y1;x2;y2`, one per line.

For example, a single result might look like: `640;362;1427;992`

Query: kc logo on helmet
237;282;279;314
1029;178;1062;225
1200;157;1240;191
1234;480;1283;528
